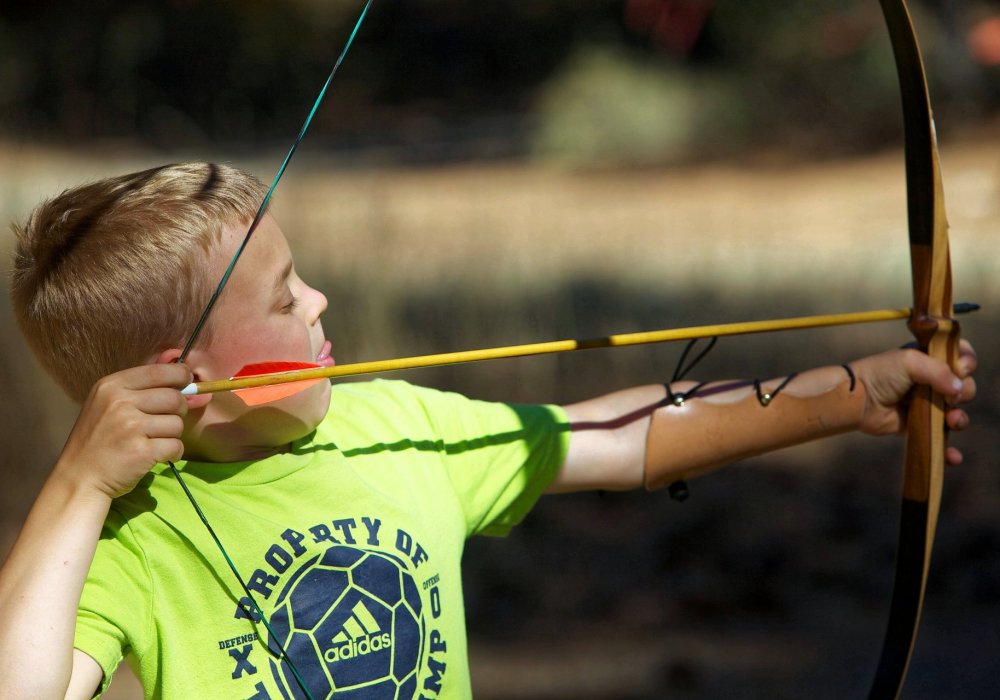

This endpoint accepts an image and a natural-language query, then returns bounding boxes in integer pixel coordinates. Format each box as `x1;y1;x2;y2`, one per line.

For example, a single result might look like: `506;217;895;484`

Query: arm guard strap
644;368;866;491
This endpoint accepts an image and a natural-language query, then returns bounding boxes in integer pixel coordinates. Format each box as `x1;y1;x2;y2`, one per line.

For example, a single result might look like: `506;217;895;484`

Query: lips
316;340;335;368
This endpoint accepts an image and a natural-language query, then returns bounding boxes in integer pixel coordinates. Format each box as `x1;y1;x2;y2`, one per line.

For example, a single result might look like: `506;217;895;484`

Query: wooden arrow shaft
185;306;926;396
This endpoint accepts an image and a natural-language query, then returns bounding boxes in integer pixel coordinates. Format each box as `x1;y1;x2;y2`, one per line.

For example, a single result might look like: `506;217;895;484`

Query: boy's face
182;214;333;461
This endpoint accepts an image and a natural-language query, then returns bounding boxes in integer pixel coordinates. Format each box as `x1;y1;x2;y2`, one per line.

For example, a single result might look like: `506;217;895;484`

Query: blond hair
11;162;268;402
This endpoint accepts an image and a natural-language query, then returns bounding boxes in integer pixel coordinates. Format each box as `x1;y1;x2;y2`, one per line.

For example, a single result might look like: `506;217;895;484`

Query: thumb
903;351;963;402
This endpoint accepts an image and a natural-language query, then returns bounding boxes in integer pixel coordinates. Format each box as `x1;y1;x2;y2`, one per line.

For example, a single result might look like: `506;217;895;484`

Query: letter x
229;644;258;679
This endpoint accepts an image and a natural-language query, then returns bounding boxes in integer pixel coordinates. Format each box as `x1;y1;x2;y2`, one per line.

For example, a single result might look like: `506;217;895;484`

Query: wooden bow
868;2;959;697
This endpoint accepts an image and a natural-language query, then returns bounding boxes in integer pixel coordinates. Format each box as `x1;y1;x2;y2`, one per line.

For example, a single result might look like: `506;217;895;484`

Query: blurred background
1;1;998;697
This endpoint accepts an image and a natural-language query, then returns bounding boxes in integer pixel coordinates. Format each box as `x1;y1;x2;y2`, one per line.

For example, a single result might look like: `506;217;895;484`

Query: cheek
229;322;311;364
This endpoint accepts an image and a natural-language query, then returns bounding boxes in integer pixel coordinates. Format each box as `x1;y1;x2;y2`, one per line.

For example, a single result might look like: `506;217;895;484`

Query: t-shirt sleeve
378;381;572;538
74;510;152;695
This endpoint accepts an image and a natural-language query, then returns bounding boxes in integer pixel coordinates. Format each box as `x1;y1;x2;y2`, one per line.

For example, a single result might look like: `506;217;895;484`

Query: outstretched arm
549;343;976;494
0;363;191;699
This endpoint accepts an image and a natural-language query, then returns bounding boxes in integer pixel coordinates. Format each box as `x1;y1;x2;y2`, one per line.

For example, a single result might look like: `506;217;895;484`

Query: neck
181;439;292;464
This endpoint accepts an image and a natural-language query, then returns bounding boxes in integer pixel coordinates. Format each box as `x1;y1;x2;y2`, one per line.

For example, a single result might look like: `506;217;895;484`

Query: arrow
181;303;979;405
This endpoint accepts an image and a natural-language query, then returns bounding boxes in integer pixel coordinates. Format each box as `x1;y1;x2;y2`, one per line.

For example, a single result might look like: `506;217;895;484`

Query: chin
233;381;333;450
299;381;333;431
281;379;333;435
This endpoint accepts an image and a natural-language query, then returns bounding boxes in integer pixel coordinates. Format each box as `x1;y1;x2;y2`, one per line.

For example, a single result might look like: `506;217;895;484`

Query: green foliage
530;46;747;165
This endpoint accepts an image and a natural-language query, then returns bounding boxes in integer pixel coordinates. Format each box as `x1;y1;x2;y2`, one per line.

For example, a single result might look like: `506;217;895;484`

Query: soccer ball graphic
268;545;425;699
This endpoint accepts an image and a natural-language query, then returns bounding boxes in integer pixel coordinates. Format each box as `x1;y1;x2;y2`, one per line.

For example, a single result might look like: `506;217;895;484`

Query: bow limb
869;1;958;697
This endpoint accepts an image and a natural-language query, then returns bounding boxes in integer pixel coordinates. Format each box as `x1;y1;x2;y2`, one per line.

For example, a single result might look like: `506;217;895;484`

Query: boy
1;162;976;699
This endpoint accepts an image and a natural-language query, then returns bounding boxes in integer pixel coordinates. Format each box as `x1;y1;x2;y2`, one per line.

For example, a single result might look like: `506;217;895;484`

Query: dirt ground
1;134;997;698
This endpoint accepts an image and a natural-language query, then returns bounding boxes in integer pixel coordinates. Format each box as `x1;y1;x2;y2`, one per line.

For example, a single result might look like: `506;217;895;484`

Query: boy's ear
154;348;212;410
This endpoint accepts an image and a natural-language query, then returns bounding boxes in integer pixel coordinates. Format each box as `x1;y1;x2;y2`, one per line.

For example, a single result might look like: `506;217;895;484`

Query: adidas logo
323;600;393;663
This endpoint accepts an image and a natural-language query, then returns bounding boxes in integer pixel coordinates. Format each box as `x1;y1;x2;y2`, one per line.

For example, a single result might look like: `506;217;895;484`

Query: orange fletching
233;361;321;377
231;361;324;406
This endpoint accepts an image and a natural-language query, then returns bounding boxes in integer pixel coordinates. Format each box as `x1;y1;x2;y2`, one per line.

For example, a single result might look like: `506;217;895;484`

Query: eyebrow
272;259;293;296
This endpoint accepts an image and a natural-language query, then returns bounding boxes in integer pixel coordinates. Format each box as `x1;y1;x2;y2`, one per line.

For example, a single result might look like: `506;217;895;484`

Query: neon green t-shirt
75;379;570;699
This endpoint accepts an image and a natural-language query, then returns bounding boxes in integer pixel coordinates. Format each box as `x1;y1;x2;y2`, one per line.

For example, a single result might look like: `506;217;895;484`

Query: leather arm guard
644;368;866;491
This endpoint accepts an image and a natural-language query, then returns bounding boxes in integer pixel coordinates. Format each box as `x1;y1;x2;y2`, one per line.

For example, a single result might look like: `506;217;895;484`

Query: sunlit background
2;1;998;697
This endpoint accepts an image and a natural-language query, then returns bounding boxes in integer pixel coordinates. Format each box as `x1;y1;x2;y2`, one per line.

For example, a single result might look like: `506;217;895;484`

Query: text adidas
324;633;392;663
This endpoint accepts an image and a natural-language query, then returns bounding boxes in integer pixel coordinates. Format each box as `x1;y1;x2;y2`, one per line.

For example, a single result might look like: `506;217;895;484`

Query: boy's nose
305;287;328;322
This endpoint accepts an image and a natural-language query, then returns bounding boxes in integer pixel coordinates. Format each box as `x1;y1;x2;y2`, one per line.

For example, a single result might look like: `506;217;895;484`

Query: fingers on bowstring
149;437;186;465
123;362;194;391
143;414;186;441
134;387;190;418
